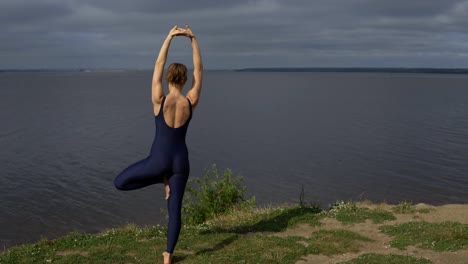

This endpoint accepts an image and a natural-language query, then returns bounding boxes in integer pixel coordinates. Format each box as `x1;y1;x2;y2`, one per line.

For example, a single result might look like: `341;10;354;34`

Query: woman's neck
168;83;183;95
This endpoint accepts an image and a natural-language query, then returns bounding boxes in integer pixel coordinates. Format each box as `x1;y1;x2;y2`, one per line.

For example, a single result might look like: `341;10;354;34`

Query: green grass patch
380;221;468;251
183;229;374;263
0;205;370;264
0;205;322;264
0;224;171;264
182;235;308;264
326;201;396;224
392;201;433;214
204;204;322;234
6;163;464;264
306;229;373;256
338;253;432;264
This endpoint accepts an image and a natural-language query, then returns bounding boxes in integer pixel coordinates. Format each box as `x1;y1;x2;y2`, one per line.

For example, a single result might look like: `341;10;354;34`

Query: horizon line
2;66;468;71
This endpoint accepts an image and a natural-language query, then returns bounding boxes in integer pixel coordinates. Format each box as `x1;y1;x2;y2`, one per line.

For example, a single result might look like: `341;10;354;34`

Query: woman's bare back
154;94;192;128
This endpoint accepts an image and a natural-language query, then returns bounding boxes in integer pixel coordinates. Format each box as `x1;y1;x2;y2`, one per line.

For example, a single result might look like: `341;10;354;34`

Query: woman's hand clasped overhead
168;25;195;39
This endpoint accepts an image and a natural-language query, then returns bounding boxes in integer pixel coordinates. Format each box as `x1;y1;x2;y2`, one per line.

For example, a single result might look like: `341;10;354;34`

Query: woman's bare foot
162;251;173;264
164;175;170;199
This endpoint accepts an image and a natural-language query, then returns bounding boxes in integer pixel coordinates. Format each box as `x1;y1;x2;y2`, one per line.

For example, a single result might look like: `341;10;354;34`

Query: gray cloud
1;0;468;69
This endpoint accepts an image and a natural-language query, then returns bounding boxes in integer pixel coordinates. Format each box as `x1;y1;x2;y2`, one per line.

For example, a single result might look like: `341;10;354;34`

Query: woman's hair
166;63;187;87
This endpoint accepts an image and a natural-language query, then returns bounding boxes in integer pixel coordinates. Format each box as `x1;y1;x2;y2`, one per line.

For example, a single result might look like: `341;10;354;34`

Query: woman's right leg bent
114;156;163;191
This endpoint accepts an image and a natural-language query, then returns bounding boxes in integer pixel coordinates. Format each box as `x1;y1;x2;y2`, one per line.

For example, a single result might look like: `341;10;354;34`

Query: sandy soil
273;202;468;264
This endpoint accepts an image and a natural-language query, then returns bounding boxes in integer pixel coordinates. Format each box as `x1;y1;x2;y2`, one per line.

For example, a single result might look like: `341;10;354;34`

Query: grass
0;224;171;264
181;235;307;264
338;253;432;264
392;201;432;214
306;229;372;256
380;221;468;251
0;204;372;264
1;201;466;263
326;201;396;224
203;204;323;234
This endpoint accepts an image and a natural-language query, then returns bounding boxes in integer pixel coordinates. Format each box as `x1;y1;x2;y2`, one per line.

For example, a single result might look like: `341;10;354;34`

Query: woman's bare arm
152;25;187;105
185;25;203;108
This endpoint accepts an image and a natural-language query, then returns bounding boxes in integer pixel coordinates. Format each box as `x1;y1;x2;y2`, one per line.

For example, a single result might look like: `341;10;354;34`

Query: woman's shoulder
152;95;165;106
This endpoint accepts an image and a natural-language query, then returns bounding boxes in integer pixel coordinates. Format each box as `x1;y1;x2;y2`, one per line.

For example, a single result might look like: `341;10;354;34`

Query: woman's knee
114;176;126;190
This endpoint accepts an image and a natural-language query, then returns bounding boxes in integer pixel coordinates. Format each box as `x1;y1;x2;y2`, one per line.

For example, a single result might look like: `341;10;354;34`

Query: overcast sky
2;0;468;69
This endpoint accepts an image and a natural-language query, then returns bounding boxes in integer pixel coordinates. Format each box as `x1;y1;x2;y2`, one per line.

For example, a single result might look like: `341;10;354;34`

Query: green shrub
182;164;256;225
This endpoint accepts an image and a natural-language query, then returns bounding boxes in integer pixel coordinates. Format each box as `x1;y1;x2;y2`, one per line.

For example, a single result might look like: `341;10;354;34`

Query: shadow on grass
188;206;321;257
172;254;188;263
203;206;322;235
172;205;322;258
195;235;239;256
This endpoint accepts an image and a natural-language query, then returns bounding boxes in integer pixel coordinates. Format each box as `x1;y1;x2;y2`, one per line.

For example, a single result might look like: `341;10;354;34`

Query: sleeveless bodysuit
114;96;191;188
114;95;192;253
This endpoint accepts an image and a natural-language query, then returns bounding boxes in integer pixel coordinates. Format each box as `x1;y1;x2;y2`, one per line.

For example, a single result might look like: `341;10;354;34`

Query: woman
114;24;202;264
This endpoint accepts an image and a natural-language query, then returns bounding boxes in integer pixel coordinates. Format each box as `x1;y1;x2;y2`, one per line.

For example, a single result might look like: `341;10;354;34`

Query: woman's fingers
175;29;188;35
170;27;189;37
184;24;194;38
169;24;194;38
169;25;180;36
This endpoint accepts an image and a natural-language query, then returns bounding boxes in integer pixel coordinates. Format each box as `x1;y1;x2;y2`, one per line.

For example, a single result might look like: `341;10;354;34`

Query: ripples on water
0;70;467;250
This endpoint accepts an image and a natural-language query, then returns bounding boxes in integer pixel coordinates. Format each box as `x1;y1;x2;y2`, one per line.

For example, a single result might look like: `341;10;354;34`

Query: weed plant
182;164;256;225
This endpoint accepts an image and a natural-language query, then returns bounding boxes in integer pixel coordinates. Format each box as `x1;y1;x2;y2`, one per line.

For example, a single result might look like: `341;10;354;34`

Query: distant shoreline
235;67;468;74
2;67;468;74
0;68;124;73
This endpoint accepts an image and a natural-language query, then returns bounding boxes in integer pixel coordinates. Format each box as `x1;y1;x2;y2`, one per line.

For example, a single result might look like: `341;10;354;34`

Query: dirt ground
273;202;468;264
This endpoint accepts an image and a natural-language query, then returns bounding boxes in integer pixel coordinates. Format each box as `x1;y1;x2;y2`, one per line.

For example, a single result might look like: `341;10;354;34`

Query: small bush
182;164;256;225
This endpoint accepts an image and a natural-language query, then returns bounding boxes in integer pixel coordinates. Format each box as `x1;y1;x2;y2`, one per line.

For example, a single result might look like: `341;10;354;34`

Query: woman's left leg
166;173;189;253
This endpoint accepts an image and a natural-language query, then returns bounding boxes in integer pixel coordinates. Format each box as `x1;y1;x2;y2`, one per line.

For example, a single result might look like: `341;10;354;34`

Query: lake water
1;70;467;250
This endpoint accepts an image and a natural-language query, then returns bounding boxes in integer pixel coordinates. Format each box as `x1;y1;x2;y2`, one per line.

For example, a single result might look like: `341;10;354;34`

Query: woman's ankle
162;251;173;263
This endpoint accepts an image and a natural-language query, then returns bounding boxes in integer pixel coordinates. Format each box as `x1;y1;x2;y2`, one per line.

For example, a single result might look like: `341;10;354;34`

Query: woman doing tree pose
114;24;202;264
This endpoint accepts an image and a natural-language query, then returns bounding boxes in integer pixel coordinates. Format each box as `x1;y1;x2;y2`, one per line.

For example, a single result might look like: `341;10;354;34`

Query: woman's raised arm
152;25;187;105
185;25;203;108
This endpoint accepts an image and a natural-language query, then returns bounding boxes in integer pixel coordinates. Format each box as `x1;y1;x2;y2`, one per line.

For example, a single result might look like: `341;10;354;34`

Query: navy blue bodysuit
114;95;192;253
